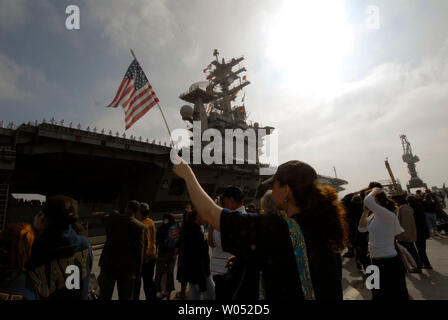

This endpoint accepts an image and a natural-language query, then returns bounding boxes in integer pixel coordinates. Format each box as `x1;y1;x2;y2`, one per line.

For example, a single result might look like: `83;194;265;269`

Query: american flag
107;59;159;130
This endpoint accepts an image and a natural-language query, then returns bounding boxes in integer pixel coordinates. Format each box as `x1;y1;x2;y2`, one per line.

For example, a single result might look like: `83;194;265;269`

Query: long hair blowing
288;182;348;253
0;223;36;271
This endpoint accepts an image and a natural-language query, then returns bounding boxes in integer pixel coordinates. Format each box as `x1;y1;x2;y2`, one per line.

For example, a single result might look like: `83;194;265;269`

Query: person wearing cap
207;186;248;300
358;188;409;300
133;202;157;301
173;156;347;300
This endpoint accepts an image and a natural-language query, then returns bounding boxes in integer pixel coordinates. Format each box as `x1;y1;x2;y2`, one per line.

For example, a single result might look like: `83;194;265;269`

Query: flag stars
107;59;159;130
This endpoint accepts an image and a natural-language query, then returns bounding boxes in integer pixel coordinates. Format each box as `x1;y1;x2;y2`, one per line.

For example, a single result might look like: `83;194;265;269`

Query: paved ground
91;233;448;300
342;234;448;300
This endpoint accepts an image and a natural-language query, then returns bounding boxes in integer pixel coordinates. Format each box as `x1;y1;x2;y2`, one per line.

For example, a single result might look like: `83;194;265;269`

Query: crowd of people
0;157;447;300
0;195;93;300
343;183;447;299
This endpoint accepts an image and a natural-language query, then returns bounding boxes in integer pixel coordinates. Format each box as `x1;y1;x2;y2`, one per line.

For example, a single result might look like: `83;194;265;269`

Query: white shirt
210;205;246;275
359;191;404;258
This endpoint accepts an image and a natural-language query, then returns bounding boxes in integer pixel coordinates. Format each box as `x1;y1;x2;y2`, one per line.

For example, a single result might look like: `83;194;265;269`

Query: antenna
213;49;219;61
333;166;338;179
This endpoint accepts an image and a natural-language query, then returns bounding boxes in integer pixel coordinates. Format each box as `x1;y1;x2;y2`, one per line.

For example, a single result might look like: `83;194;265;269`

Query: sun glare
265;0;353;95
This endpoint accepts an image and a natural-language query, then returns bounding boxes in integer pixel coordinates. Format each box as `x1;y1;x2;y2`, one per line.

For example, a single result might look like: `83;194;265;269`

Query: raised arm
358;206;370;233
173;155;223;231
363;188;396;223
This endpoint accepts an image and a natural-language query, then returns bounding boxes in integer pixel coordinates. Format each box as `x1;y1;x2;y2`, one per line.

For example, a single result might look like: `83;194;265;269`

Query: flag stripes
107;59;158;130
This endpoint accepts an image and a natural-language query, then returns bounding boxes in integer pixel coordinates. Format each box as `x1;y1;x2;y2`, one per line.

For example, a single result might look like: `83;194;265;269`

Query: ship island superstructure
177;50;348;191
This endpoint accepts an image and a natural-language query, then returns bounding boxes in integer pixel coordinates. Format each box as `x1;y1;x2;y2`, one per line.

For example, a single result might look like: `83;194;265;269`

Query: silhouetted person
407;196;432;269
179;210;214;300
174;158;346;300
28;195;93;300
96;200;145;300
359;188;408;300
176;202;193;299
154;213;178;300
0;223;36;300
134;202;157;302
394;194;422;272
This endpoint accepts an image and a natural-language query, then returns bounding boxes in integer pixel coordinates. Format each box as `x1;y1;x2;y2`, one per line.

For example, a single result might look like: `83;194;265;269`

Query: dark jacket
410;200;430;240
221;208;343;300
99;214;145;278
221;211;304;300
178;220;210;291
295;211;343;300
27;226;93;300
423;195;437;213
156;222;177;256
0;270;35;300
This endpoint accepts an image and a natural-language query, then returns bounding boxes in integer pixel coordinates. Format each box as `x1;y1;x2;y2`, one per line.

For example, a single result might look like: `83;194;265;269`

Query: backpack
165;223;180;249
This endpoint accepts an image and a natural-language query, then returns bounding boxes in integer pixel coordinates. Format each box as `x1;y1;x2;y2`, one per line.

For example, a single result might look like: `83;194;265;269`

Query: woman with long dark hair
358;188;409;300
0;223;36;300
173;158;347;300
28;195;93;300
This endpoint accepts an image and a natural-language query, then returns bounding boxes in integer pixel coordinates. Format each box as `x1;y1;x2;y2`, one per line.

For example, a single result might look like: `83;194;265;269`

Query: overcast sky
1;0;447;196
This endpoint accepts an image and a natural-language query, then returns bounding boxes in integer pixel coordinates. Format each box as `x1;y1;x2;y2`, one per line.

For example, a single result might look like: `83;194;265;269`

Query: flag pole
156;102;174;148
130;49;174;148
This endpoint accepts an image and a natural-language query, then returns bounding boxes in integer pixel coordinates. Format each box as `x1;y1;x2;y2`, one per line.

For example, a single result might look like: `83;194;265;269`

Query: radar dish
180;105;194;121
189;81;209;92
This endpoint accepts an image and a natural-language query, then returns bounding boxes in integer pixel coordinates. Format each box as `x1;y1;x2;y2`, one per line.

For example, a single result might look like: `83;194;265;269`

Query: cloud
230;35;448;194
0;52;49;103
274;42;448;194
85;0;177;55
0;0;28;30
2;0;448;196
0;0;64;34
0;53;24;101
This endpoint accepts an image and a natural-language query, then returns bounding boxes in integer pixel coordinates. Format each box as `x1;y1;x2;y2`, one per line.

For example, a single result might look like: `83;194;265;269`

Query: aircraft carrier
0;50;348;234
